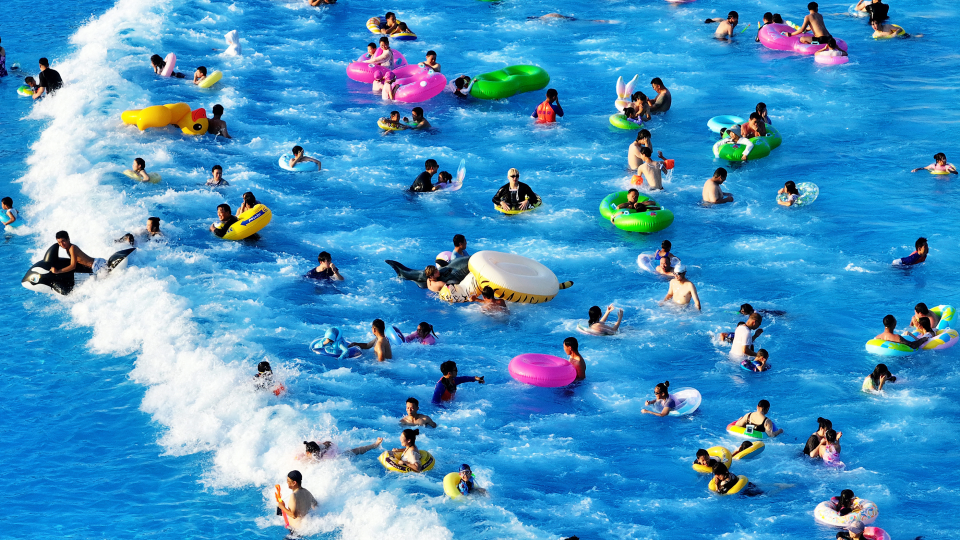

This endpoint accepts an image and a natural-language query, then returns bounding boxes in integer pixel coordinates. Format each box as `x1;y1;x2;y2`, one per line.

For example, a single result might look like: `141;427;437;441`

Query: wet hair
406;397;419;407
379;36;390;46
773;13;784;23
151;54;165;69
915;303;930;315
712;462;729;476
303;441;322;456
455;76;469;89
749;112;762;123
317;251;331;263
426;50;436;58
367;42;377;50
655;381;670;395
934;152;947;162
1;197;12;207
661;240;672;251
747;313;762;325
563;336;579;352
837;489;856;511
424;159;438;170
437;171;452;182
196;66;207;76
727;11;738;19
917;317;933;334
915;237;928;250
385;11;396;20
870;364;896;385
217;203;232;214
397;22;409;32
546;88;558;100
242;192;257;206
416;321;436;338
134;157;145;169
756;102;767;115
389;110;400;119
116;233;134;245
883;314;896;329
636;129;650;141
401;428;420;444
827;37;838;48
588;306;602;325
640;146;652;158
24;76;36;86
816;417;833;431
453;234;466;247
424;265;437;278
631;91;648;102
39;57;50;67
287;470;302;484
808;2;819;12
56;230;70;241
824;429;838;443
756;348;769;359
258;361;272;373
440;360;457;375
627;188;639;198
147;217;161;232
212;104;224;117
757;399;770;411
623;107;637;119
212;164;223;173
785;181;798;195
412;107;424;117
740;303;754;315
482;286;495;299
696;448;709;459
713;167;728;180
372;319;385;333
650;77;664;87
762;12;773;22
292;145;304;156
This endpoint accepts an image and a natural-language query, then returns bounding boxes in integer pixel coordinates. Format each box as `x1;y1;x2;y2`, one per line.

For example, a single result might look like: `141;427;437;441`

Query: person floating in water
453;75;472;98
400;397;437;428
431;360;484;405
789;2;832;45
586;304;623;335
150;54;183;78
208;204;238;238
911;153;956;174
419;50;440;73
349;319;392;362
705;11;739;38
702;167;734;204
564;337;586;381
302;438;383;460
236;191;259;216
910;302;940;331
894;237;928;266
369;37;394;66
874;314;928;349
492;168;539;211
653;239;676;275
50;231;106;275
837;520;867;540
207;164;229;186
718;127;754;162
288;146;321;171
661;264;701;311
276;470;317;531
694;448;720;470
733;399;784;437
193;66;208;85
532;88;563;123
742;348;770;372
208;104;232;138
615;189;661;219
778;181;801;206
712;463;762;496
455;464;488;496
642;381;680;417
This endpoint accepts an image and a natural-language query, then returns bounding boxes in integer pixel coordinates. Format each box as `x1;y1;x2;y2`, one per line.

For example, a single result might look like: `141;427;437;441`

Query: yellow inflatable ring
214;204;272;241
378;450;435;473
732;441;765;460
443;472;463;499
709;474;748;495
198;70;223;89
468;250;572;304
692;446;732;473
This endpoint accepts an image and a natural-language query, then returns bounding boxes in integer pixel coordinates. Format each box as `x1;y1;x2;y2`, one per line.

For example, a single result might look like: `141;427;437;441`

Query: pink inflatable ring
346;48;408;83
758;23;847;55
391;65;447;103
508;354;576;387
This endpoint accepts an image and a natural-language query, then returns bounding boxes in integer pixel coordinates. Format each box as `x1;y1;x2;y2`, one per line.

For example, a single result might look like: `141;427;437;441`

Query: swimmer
23;76;39;95
419;50;440;73
587;304;623;335
705;11;739;38
739;303;786;318
653;239;677;275
740;113;767;138
730;440;757;458
532;88;563;123
630;92;652;121
423;266;449;293
694;448;720;469
635;147;664;189
874;314;927;349
146;217;163;238
129;158;151;182
563;337;586;381
492;168;539;211
621;107;644;127
115;233;135;246
733;399;783;437
911;153;957;174
647;78;671;113
400;397;437;428
208;203;239;237
208;104;232;139
254;360;276;391
276;471;317;531
302;438;383;460
309;0;337;5
370;12;399;35
50;231;107;275
403;107;431;129
381;110;404;129
777;181;800;206
730;313;762;357
660;264;702;311
453;75;472;98
756;102;772;125
894;237;928;266
348;319;392;362
803;417;841;456
431;360;484;405
615;189;661;216
856;0;889;22
743;349;770;372
910;302;941;331
756;13;774;42
193;66;207;85
455;464;488;496
369;37;394;67
1;197;20;227
372;69;387;93
306;251;343;281
809;428;842;464
718;127;754;161
862;363;896;392
207;164;229;186
150;54;184;78
452;234;469;259
395;22;414;36
837;521;867;540
288;145;321;171
236;191;259;215
410;159;440;192
712;463;761;496
789;2;832;45
385;429;425;472
35;58;63;100
642;381;679;417
0;37;6;77
702;167;734;204
815;37;849;56
401;322;438;344
382;70;399;100
470;286;509;313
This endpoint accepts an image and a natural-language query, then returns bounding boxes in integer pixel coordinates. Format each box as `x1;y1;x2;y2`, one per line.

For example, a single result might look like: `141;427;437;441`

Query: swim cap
674;263;686;274
287;470;303;484
459;463;472;473
324;327;339;341
373;69;384;80
385;70;395;80
847;521;865;535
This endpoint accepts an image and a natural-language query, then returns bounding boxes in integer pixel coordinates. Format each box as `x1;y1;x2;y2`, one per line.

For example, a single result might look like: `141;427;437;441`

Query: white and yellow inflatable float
213;204;272;241
439;251;573;304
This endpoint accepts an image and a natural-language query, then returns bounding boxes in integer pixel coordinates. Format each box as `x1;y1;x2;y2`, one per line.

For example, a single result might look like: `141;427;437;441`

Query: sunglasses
509;175;519;178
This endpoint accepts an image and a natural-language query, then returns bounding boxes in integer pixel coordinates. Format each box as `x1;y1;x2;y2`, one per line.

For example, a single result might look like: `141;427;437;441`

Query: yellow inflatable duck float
121;102;209;136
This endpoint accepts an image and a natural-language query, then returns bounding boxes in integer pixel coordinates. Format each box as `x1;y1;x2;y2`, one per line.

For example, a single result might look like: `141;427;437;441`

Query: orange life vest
536;100;556;123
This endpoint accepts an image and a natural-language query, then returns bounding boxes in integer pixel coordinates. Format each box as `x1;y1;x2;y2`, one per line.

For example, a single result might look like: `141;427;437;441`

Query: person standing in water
660;264;701;311
564;337;586;381
35;57;63;100
647;78;671;113
2;197;21;227
703;167;734;204
400;397;437;428
208;104;232;139
349;319;392;362
276;470;317;531
431;360;484;404
532;88;564;123
789;2;832;45
705;11;739;38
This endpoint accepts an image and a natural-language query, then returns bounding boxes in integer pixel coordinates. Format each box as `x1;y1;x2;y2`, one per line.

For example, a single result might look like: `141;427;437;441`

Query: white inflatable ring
469;251;560;304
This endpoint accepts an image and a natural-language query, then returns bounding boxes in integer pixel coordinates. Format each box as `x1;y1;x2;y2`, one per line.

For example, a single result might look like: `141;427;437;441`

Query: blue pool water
2;0;959;538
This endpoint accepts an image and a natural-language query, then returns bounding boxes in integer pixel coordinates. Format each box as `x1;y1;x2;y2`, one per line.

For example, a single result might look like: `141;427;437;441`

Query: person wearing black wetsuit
209;203;239;238
410;159;439;192
492;168;539;211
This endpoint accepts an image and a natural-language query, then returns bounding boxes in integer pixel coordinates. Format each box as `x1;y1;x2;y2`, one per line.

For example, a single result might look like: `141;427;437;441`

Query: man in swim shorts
705;11;739;38
207;104;232;139
874;314;927;348
660;264;701;311
789;2;832;44
532;88;564;123
50;231;107;275
400;397;437;428
647;78;671;113
564;337;586;381
349;319;392;362
702;168;734;204
635;147;664;190
305;251;344;281
35;57;62;100
209;203;239;237
277;470;317;531
410;159;440;192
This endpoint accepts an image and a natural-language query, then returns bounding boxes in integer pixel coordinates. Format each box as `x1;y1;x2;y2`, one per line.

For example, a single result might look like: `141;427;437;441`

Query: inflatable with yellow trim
708;474;748;495
378;450;435;473
443;472;464;499
121;102;209;136
212;204;272;240
692;446;731;473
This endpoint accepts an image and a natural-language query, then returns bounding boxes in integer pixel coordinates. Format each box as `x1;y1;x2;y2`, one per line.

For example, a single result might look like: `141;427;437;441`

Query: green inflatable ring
609;113;642;130
470;65;550;100
764;125;782;150
713;137;772;161
599;192;674;233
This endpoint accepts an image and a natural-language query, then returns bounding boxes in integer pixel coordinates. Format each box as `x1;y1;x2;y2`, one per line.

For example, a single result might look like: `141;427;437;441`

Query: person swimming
401;322;438;344
642;381;682;417
587;304;623;335
862;363;896;392
894;237;928;266
455;464;488;496
911;152;957;174
777;181;800;206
